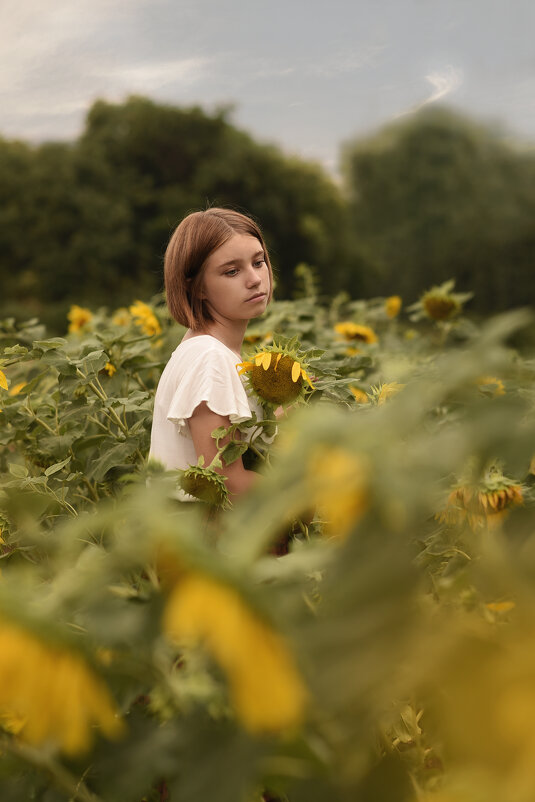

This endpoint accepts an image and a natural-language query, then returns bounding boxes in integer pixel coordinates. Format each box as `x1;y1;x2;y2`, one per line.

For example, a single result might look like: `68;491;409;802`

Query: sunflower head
410;279;472;322
334;321;378;344
437;462;524;531
385;296;402;319
477;376;505;397
129;300;162;336
67;305;93;333
237;337;317;407
179;464;229;507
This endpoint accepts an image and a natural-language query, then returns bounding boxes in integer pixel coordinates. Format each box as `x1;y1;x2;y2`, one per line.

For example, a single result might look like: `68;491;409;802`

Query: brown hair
164;208;274;329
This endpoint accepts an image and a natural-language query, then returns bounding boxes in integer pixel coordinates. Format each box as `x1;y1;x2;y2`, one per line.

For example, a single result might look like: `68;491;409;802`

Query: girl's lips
245;292;267;303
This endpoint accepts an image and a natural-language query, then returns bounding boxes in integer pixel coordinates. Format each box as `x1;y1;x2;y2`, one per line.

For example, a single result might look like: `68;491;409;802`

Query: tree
342;106;535;310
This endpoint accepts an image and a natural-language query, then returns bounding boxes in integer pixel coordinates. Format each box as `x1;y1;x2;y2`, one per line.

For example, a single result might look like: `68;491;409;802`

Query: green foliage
0;284;534;801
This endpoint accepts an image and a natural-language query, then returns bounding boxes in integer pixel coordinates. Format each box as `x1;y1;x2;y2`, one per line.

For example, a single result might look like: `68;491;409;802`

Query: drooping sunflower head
237;338;317;407
437;462;524;531
410;279;472;322
179;465;229;507
334;321;378;344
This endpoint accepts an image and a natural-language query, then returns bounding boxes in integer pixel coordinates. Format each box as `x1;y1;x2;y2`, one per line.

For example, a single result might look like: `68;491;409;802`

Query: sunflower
67;305;93;333
349;386;370;405
179;464;229;507
437;465;524;531
409;279;472;322
385;295;402;319
0;616;123;754
129;300;162;337
334;321;378;344
477;376;505;397
163;573;307;733
238;342;315;406
307;446;369;539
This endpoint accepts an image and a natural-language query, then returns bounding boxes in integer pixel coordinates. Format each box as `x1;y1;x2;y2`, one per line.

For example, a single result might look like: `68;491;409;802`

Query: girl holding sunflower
149;208;276;500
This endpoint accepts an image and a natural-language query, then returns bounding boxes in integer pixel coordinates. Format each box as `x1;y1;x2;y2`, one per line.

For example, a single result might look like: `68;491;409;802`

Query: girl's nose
246;267;261;286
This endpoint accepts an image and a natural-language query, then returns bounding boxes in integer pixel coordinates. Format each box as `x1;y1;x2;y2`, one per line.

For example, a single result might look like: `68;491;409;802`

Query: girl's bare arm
188;401;259;497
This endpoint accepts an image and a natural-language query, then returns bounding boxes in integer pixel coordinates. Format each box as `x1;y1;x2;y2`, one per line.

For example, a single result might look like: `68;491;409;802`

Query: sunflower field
0;276;534;802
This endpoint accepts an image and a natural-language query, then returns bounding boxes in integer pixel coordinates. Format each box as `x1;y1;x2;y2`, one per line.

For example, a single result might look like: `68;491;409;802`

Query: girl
149;208;274;500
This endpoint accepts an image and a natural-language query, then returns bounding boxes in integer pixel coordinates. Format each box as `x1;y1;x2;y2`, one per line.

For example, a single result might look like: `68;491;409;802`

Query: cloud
95;57;213;94
395;65;464;118
309;44;387;77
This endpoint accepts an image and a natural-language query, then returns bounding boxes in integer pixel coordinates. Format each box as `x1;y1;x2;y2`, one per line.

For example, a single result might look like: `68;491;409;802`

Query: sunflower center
250;354;303;404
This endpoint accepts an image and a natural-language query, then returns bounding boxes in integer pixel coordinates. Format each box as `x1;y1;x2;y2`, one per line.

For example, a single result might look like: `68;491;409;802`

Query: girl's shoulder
165;335;239;375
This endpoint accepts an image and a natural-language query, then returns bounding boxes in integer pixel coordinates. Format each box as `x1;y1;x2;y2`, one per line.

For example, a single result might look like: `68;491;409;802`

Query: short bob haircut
164;208;274;330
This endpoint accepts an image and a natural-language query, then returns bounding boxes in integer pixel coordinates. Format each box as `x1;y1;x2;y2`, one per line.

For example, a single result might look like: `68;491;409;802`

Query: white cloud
96;57;213;93
395;65;464;118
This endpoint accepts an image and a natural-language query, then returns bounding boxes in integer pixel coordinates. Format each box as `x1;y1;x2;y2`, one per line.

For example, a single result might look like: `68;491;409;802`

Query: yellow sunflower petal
0;370;7;391
291;360;301;383
274;353;283;370
237;361;254;375
301;369;315;388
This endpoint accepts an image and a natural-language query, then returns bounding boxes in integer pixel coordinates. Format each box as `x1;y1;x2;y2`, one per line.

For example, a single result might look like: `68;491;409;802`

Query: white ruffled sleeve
166;347;252;436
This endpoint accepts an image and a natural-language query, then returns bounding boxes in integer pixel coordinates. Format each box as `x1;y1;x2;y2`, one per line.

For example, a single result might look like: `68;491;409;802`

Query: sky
3;0;535;175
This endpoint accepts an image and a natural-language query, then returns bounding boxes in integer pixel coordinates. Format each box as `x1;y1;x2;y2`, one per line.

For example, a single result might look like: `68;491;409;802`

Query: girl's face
200;233;270;325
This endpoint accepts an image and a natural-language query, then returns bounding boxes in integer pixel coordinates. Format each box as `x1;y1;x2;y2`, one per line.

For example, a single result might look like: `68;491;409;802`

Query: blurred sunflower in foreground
0;615;123;754
163;572;307;733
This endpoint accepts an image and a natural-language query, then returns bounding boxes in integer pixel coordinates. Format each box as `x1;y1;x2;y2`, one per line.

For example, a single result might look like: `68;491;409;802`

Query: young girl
149;208;274;499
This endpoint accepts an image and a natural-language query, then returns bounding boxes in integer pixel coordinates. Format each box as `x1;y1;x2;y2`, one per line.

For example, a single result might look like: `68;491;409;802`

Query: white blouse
149;335;270;476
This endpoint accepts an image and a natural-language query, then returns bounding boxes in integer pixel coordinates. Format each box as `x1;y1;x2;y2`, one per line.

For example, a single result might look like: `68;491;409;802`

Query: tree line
1;96;533;328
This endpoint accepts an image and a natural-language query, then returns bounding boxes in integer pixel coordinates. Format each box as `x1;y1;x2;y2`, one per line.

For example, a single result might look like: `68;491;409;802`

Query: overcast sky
3;0;535;175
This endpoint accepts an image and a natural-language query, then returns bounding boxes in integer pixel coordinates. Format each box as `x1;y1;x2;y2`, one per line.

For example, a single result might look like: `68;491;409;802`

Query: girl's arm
189;402;259;498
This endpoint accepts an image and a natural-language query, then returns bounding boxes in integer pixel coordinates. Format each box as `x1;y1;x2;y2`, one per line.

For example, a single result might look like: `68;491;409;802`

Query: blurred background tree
0;98;533;330
341;106;535;312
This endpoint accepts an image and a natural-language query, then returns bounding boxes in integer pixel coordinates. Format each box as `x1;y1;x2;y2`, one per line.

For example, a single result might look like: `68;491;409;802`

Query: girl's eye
254;259;265;267
225;268;238;276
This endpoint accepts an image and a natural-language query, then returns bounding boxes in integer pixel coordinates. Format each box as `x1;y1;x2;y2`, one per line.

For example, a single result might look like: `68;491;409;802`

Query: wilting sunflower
334;321;378;344
238;342;315;406
385;295;402;319
438;464;524;531
179;463;229;507
67;305;93;333
410;279;472;322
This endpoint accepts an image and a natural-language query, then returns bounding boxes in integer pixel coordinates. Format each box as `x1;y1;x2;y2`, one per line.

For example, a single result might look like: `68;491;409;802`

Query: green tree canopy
342;106;535;311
